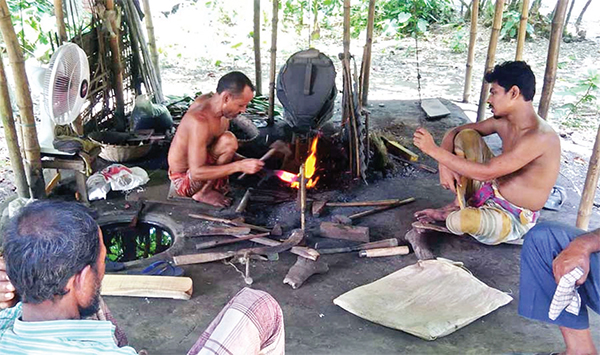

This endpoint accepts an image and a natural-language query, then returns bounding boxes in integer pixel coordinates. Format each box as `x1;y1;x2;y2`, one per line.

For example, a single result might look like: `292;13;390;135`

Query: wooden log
235;188;252;213
101;274;193;300
360;0;376;106
0;55;29;198
463;0;479;103
283;257;329;289
253;0;262;96
0;0;45;197
347;197;415;220
382;137;419;162
359;246;409;258
319;222;369;242
317;238;399;255
576;124;600;230
515;0;530;60
476;0;504;122
343;0;350;59
538;0;569;120
141;0;162;86
195;233;270;250
267;0;279;126
54;0;68;43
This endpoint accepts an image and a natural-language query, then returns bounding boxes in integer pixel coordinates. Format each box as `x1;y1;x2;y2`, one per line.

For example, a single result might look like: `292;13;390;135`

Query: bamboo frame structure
476;0;504;122
253;0;262;96
538;0;569;119
359;0;376;106
106;0;126;119
267;0;279;126
0;56;29;198
141;0;161;87
54;0;68;44
576;124;600;230
0;0;45;198
515;0;530;60
462;0;479;103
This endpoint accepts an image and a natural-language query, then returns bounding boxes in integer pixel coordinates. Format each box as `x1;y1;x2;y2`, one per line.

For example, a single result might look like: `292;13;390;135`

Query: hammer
238;148;277;180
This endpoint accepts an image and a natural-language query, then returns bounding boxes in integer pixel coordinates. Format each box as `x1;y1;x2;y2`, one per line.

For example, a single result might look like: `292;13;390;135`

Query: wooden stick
189;213;271;233
462;0;479;103
476;0;504;122
359;246;409;258
196;233;270;250
267;0;279;126
173;251;235;266
235;188;252;213
360;0;376;106
576;124;600;230
253;0;262;95
142;0;162;86
538;0;569;119
326;199;413;207
238;148;277;179
515;0;530;60
347;197;415;220
106;0;125;118
54;0;67;43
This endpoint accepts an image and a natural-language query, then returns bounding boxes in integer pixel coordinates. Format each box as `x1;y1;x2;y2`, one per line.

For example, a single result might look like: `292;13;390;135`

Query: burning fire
276;137;320;189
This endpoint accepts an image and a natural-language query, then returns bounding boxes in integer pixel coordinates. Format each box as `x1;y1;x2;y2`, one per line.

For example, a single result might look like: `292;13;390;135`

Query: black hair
484;61;536;101
2;200;100;304
216;71;255;96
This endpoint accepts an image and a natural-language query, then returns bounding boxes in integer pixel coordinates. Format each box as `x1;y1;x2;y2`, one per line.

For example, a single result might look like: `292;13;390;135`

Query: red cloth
169;155;227;197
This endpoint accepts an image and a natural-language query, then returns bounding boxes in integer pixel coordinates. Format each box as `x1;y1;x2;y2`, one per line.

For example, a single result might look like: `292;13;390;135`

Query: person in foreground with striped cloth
519;221;600;355
0;200;284;354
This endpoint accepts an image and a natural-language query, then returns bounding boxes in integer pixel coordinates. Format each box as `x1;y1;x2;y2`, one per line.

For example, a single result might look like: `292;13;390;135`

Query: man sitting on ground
168;71;264;207
412;61;561;245
0;201;285;354
520;222;599;355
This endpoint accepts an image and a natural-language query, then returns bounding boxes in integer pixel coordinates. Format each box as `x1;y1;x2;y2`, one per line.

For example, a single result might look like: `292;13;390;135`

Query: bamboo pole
141;0;161;87
462;0;479;103
253;0;262;96
538;0;569;120
564;0;576;33
267;0;279;126
105;0;125;120
343;0;350;58
0;56;29;198
0;0;45;198
515;0;530;60
360;0;376;106
54;0;68;44
476;0;504;122
576;124;600;230
575;0;591;29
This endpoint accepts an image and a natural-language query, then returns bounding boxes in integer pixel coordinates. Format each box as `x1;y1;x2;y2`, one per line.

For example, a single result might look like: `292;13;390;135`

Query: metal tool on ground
244;252;253;285
319;222;370;242
238;148;277;180
405;228;435;260
235;188;252;213
347;197;415;221
188;213;271;233
359;245;410;258
412;221;451;234
283;256;329;289
313;198;415;217
390;155;438;174
316;238;398;255
231;230;319;261
195;232;270;250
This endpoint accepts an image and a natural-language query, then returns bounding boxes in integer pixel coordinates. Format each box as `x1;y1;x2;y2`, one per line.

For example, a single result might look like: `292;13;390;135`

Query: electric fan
37;42;90;152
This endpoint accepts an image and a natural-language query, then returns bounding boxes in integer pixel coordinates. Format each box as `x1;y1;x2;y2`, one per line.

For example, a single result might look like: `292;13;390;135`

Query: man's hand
413;128;439;156
238;159;265;174
552;239;591;285
439;164;462;193
0;257;17;309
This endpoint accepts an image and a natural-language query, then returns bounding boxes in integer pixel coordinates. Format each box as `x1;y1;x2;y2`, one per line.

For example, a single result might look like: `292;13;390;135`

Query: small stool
41;150;99;204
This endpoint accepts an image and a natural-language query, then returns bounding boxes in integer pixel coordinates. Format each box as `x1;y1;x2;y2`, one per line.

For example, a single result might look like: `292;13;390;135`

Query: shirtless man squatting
168;71;265;207
412;60;561;245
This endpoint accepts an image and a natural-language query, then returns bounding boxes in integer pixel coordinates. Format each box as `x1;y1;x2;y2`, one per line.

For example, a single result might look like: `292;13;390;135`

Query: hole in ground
101;222;174;262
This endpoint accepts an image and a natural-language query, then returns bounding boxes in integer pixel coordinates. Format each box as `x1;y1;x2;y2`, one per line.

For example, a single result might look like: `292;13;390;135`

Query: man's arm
553;229;600;285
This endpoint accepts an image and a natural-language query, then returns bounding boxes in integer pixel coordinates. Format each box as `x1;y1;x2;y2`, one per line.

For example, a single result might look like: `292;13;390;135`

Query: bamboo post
343;0;350;58
538;0;569;120
360;0;376;106
141;0;161;87
0;56;29;198
476;0;504;122
462;0;479;103
267;0;279;126
575;0;591;29
0;0;45;198
576;124;600;230
515;0;530;60
253;0;262;96
54;0;68;44
564;0;576;33
106;0;125;121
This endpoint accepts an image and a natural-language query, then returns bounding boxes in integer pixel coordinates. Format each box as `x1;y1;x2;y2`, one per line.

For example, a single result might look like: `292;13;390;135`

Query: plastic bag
100;164;149;191
130;95;173;133
87;172;111;201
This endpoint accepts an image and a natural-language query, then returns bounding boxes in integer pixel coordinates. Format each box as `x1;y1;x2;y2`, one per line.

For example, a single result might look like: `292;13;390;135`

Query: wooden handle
238;148;277;180
358;246;409;257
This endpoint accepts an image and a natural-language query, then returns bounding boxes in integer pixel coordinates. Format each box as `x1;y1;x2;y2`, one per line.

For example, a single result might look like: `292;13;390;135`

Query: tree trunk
142;0;161;87
576;123;600;230
360;0;376;106
476;0;504;121
575;0;592;28
463;0;479;103
564;0;576;31
54;0;68;43
0;56;29;198
538;0;569;119
267;0;279;126
0;0;45;198
253;0;262;96
515;0;530;60
105;0;125;124
343;0;350;58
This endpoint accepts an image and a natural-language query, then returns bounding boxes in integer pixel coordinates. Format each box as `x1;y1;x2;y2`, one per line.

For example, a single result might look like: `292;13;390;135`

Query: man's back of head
484;61;536;101
2;200;100;304
216;71;255;97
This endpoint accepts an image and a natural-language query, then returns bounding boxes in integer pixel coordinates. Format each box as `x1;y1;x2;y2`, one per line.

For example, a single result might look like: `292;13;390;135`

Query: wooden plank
420;98;450;119
101;274;193;300
173;251;235;265
382;137;419;162
319;222;370;242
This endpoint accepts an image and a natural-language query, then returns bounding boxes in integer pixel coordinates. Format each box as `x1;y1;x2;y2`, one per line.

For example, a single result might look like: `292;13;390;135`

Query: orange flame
276;137;320;189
